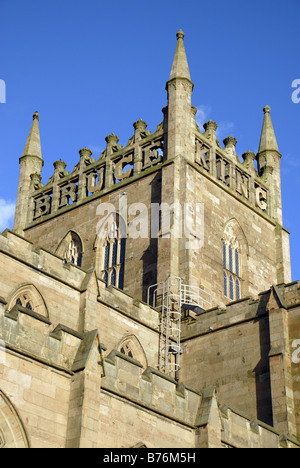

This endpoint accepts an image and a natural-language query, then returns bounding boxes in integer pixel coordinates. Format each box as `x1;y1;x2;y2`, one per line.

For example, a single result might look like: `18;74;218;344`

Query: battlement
218;403;300;448
103;349;201;427
273;281;300;309
102;350;300;448
181;295;266;341
0;229;86;290
0;298;97;373
98;282;160;331
181;283;300;341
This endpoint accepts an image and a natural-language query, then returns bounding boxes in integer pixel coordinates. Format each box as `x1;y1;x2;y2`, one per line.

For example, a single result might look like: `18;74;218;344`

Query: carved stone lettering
236;171;249;199
87;167;104;194
255;187;267;211
216;159;226;182
59;183;78;207
195;140;209;171
143;146;162;169
114;154;133;181
34;194;51;219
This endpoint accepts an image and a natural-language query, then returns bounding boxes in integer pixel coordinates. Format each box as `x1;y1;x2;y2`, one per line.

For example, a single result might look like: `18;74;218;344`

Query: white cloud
195;105;235;144
195;105;212;130
0;199;15;231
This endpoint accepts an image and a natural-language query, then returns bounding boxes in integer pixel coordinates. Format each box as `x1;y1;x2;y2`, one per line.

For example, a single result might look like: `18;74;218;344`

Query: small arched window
117;335;148;370
56;231;83;267
8;284;48;319
63;235;82;267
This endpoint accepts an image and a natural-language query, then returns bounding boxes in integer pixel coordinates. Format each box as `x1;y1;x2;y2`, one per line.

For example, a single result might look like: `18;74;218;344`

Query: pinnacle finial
258;105;279;154
22;111;42;159
168;29;191;83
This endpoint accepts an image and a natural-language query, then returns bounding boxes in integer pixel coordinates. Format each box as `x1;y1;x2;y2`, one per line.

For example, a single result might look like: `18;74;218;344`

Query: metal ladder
147;276;212;377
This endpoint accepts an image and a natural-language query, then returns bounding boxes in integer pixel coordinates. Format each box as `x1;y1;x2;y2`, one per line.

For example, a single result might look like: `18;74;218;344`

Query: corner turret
256;105;282;224
14;111;44;233
256;106;291;284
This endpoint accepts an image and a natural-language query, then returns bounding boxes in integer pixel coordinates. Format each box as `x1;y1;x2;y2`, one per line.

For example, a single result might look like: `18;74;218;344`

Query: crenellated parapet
218;403;299;448
180;282;300;340
102;348;300;447
180;281;300;439
102;348;202;427
180;294;265;340
0;295;98;373
0;229;86;289
98;280;161;331
28;119;164;225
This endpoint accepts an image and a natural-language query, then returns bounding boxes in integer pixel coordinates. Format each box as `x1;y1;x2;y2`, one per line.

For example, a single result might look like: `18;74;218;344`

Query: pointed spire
258;106;280;154
169;30;192;83
22;111;42;159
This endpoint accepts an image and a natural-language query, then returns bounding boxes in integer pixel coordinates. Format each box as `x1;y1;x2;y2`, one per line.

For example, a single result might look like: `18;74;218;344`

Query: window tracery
117;335;147;370
15;294;33;310
223;221;242;301
120;343;134;359
63;234;82;267
8;284;48;319
101;218;126;290
56;231;83;267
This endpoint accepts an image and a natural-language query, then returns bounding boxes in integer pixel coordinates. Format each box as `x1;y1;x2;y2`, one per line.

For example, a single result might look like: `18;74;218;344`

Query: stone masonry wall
179;294;274;425
181;161;278;305
0;230;299;447
24;168;163;303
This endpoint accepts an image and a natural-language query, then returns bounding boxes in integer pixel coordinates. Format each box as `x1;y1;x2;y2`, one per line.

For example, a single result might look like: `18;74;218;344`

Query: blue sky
0;0;299;280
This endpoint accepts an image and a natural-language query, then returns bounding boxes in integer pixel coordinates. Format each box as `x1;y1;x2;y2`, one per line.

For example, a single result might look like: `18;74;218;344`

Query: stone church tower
0;31;299;448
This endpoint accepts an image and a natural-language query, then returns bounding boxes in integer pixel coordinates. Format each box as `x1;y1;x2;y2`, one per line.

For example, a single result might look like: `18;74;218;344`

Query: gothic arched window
8;284;49;319
100;216;126;290
56;231;83;267
63;234;82;267
223;221;242;301
117;335;148;370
